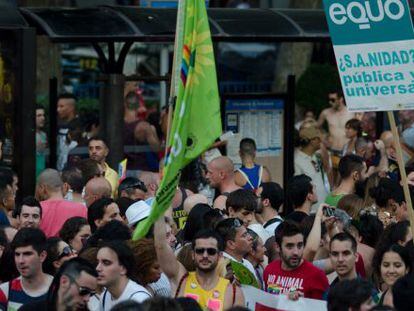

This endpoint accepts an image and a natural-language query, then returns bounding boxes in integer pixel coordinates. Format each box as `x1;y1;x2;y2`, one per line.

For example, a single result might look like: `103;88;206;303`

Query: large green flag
133;0;222;239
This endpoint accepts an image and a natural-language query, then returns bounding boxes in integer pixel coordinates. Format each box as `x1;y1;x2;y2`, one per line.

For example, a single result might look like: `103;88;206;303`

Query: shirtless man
206;156;241;212
317;90;355;155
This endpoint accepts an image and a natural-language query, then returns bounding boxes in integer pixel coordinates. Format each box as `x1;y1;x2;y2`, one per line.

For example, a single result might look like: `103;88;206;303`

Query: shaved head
37;169;63;190
210;156;234;174
84;177;112;207
183;194;209;214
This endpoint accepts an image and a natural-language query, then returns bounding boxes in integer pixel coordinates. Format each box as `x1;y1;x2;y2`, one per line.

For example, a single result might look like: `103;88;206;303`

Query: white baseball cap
125;200;151;227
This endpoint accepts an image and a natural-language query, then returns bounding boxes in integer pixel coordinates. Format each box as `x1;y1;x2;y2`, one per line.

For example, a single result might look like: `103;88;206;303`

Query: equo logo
329;0;405;30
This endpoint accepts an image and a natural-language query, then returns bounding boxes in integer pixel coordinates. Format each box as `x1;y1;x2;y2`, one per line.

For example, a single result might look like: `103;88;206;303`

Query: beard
196;259;218;273
281;252;302;269
354;179;367;198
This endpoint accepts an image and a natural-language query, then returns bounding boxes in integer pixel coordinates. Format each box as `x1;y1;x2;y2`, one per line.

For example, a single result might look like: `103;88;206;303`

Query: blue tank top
238;164;262;190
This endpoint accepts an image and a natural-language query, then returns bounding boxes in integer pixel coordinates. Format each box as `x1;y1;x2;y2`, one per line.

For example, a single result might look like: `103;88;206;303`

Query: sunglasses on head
194;247;219;256
230;218;243;228
119;181;147;193
57;246;73;261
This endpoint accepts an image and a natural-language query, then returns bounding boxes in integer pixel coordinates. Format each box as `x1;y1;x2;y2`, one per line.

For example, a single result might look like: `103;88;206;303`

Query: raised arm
303;204;324;261
154;215;186;285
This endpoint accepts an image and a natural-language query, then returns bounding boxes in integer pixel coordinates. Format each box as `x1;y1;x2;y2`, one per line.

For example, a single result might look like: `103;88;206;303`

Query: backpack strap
175;272;189;298
263;217;282;229
231;283;237;305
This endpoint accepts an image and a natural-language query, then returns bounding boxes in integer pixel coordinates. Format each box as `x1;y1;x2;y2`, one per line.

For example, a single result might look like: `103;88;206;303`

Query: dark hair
203;209;224;230
247;228;260;251
215;218;243;245
392;274;414;311
43;237;64;275
373;243;412;283
57;93;77;102
338;154;365;179
0;228;7;247
369;178;402;208
111;300;143;311
0;179;11;204
274;221;303;247
118;177;147;196
115;197;135;218
286;174;313;208
301;215;327;242
226;189;257;213
0;168;14;187
191;229;224;252
358;214;383;248
380;221;410;247
59;217;88;245
183;203;211;243
87;198;115;232
47;257;97;308
141;297;183;311
328;279;373;311
330;232;357;253
76;158;101;184
11;227;46;254
329;88;344;98
260;182;284;211
13;196;42;218
239;138;256;157
175;297;203;311
345;118;362;137
88;136;108;148
61;167;84;193
85;220;131;248
99;240;135;278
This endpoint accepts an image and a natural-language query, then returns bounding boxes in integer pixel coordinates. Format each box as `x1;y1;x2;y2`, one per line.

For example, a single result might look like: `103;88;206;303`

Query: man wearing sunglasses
317;90;355;158
154;217;244;310
20;257;98;311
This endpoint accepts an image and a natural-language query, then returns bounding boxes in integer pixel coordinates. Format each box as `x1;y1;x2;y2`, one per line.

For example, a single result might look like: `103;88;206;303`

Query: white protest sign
323;0;414;112
241;285;327;311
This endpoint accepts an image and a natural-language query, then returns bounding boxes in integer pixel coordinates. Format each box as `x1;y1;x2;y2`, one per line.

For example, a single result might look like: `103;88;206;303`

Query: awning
19;6;331;43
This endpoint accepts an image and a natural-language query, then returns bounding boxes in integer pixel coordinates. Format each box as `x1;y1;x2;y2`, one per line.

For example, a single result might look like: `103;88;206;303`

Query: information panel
225;98;283;174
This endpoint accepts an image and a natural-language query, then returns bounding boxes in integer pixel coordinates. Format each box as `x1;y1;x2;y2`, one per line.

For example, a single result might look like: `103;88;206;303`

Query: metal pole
160;45;169;109
101;74;125;169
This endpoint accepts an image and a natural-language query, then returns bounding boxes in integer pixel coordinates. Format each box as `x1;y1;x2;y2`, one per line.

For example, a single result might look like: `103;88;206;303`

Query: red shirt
40;199;87;237
263;259;328;300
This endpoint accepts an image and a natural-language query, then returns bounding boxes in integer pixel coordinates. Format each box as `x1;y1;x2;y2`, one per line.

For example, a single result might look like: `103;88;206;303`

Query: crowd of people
0;89;414;311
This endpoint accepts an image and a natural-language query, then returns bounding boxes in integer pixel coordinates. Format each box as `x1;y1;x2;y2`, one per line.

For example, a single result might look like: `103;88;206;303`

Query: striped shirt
0;276;52;311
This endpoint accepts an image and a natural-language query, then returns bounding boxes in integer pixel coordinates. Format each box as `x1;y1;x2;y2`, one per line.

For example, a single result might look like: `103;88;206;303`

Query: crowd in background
0;89;414;310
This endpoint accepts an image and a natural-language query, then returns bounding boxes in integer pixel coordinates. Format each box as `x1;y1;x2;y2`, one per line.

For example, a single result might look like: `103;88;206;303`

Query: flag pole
165;0;186;155
387;111;414;232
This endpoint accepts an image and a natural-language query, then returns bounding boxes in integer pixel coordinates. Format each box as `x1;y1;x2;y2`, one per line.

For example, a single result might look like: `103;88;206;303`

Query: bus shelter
1;4;333;196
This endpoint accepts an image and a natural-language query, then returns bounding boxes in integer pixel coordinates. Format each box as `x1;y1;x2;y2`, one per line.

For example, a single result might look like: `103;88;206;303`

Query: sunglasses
194;247;219;256
68;276;96;297
57;246;73;261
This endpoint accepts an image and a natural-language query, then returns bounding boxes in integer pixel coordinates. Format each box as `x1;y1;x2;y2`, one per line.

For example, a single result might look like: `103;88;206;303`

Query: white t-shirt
100;279;151;311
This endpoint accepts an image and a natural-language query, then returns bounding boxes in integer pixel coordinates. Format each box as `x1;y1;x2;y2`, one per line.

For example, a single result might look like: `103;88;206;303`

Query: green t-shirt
325;193;345;207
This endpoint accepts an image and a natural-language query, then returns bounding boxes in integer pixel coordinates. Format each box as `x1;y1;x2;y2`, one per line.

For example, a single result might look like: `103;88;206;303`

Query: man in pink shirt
36;169;86;237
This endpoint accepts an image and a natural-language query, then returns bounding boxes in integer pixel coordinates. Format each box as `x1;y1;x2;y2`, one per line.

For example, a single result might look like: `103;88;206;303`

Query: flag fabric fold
133;0;222;239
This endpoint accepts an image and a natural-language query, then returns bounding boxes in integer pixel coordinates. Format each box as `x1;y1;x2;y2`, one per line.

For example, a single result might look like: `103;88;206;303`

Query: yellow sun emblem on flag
184;2;215;87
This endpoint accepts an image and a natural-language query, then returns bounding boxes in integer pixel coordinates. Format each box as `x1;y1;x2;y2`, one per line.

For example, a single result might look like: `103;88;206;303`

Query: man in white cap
125;200;152;229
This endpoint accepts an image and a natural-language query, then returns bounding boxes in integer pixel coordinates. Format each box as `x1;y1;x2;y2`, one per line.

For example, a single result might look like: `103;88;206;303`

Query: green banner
133;0;222;239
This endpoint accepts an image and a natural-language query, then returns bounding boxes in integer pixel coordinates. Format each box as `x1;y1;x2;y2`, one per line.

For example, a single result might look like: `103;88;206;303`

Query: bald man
83;177;112;208
183;194;208;215
206;156;241;211
36;169;86;237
